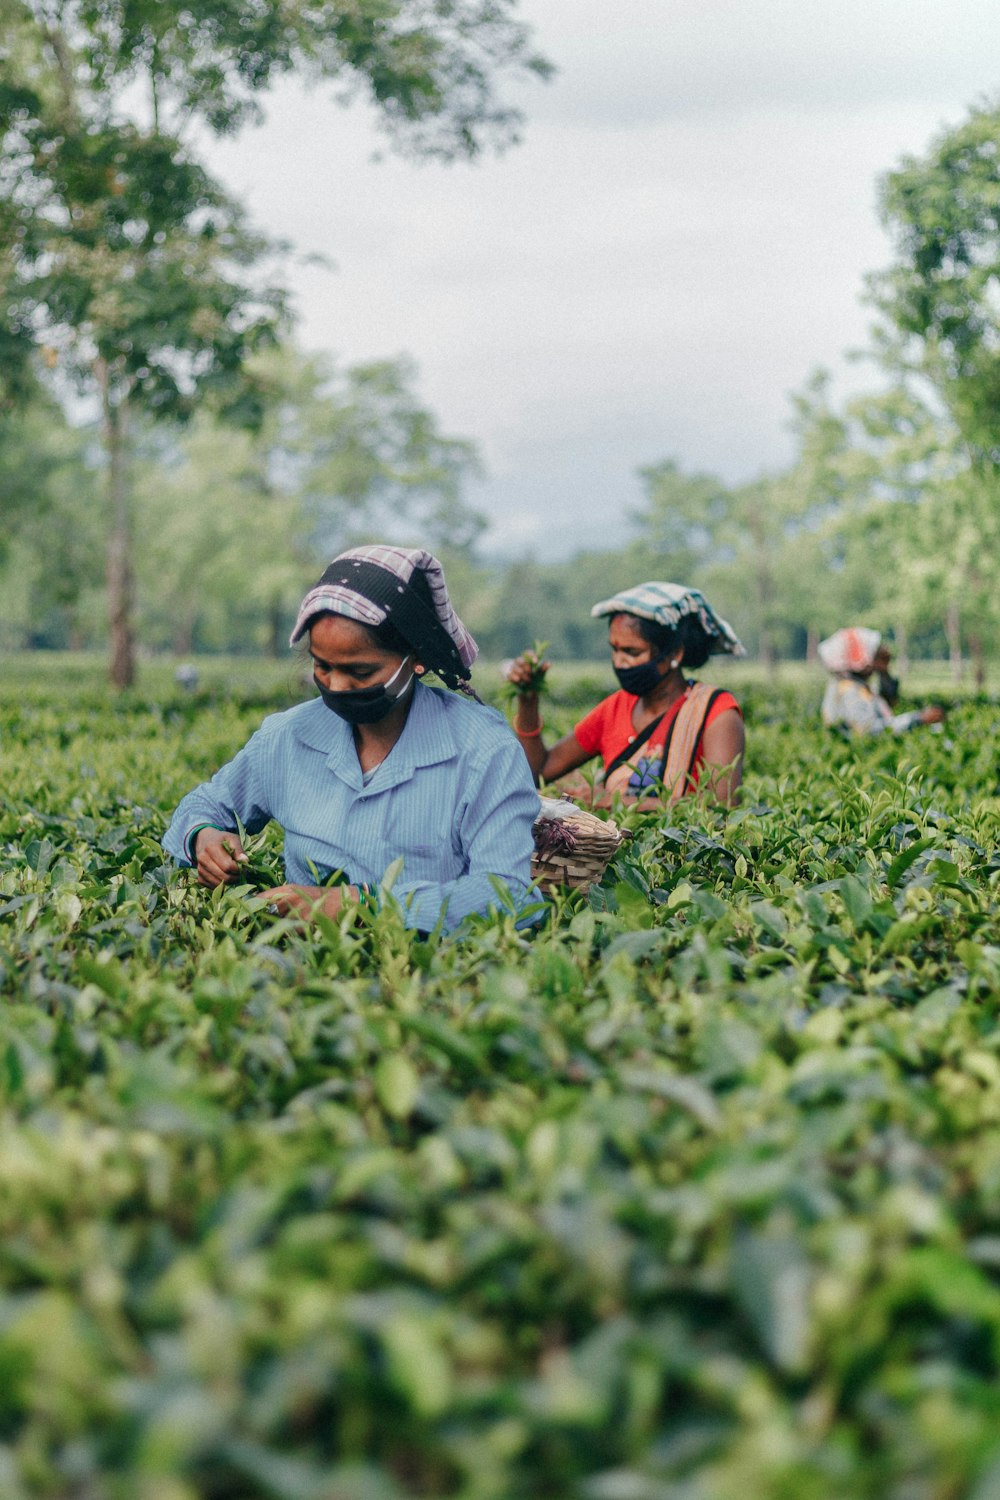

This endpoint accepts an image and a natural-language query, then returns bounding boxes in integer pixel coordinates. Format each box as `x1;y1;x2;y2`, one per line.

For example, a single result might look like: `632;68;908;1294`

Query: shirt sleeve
889;709;926;733
838;682;891;736
385;729;540;934
162;728;274;866
706;690;741;723
573;694;615;757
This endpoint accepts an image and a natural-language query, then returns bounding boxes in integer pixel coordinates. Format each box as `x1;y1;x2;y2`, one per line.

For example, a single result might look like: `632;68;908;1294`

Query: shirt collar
293;680;459;789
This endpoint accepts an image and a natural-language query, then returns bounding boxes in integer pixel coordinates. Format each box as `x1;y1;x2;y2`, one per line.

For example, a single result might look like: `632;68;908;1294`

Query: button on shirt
162;682;540;933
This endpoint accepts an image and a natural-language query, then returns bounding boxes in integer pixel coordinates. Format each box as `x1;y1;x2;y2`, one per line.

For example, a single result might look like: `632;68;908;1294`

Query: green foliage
499;641;550;701
130;344;484;656
0;380;102;647
2;667;1000;1495
871;99;1000;460
0;0;549;684
471;552;651;663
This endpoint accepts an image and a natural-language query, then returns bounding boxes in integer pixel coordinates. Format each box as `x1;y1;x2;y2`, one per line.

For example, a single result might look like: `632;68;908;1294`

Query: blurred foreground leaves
1;672;1000;1496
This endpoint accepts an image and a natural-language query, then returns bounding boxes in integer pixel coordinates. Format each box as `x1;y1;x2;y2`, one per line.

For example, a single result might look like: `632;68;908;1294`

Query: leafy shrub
1;663;1000;1497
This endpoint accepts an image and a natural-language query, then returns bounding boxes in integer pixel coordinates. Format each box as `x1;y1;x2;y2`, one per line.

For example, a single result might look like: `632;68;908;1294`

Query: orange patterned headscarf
818;628;881;675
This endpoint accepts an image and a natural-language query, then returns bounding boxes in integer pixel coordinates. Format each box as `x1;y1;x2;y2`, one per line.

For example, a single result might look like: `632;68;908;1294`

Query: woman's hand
504;650;550;695
257;884;356;922
193;827;250;887
554;775;600;804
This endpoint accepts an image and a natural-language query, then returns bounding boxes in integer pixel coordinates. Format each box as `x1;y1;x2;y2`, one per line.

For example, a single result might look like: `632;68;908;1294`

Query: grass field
0;648;983;703
1;654;1000;1498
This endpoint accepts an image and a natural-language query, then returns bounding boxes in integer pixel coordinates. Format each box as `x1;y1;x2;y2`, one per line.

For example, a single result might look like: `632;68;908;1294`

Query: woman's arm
388;731;541;933
700;706;745;808
890;704;946;732
162;730;272;873
509;689;593;785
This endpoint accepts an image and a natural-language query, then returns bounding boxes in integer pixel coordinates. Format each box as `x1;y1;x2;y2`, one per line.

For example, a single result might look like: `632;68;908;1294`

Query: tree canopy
0;0;550;682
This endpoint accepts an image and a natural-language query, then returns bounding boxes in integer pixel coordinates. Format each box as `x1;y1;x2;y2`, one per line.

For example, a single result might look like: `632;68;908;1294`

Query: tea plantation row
2;669;1000;1499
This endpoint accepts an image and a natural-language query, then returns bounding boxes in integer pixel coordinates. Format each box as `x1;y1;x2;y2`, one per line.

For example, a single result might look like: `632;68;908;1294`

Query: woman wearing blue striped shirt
163;546;539;933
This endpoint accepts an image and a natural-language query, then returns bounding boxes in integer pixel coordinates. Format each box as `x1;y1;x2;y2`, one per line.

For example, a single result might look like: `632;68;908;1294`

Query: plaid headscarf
290;545;478;689
591;582;745;657
818;627;881;676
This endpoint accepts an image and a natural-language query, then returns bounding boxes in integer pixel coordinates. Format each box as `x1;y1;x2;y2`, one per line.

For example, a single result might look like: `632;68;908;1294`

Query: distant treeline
5;97;1000;684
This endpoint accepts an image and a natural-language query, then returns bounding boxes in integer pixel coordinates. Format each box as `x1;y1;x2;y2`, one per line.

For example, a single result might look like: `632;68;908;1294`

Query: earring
670;658;680;669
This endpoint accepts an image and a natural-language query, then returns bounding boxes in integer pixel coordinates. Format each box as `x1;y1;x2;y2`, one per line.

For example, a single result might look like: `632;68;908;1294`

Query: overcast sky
207;0;1000;557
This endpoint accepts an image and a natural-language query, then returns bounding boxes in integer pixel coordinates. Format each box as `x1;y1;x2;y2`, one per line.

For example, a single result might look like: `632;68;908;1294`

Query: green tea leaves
2;670;1000;1496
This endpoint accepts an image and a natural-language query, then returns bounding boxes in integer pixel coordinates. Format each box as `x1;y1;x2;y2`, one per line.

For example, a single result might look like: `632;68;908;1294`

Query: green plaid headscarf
591;582;745;656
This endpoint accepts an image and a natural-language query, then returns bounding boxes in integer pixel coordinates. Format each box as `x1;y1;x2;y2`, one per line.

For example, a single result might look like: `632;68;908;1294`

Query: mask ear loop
385;653;415;701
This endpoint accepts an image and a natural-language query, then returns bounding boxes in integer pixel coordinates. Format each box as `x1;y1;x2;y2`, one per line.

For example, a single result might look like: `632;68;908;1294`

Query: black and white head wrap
290;545;479;694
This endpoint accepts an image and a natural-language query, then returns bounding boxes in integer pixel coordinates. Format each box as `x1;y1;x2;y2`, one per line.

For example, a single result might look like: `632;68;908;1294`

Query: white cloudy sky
207;0;1000;557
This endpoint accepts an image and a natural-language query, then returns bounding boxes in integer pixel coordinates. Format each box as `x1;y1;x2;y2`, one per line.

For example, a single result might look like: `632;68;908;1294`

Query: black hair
617;612;713;671
367;614;414;657
300;610;409;658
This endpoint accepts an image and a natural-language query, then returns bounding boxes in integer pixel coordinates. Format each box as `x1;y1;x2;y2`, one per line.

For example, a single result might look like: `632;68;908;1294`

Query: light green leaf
374;1054;419;1120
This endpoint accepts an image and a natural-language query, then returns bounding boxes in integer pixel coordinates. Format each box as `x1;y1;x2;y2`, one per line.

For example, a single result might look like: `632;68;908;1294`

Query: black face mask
614;654;668;697
315;656;414;725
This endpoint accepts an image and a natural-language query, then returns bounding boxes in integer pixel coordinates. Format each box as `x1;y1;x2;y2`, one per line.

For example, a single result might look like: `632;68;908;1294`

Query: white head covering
818;627;881;675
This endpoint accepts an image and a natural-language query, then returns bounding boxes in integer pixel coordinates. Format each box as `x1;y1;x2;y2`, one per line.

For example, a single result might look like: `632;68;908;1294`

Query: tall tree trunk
172;610;196;656
894;620;909;676
98;359;135;689
749;520;776;678
945;601;962;685
968;565;986;691
759;628;776;676
806;625;819;663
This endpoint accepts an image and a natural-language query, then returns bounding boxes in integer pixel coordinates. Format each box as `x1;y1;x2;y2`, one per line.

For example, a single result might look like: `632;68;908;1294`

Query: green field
2;656;1000;1498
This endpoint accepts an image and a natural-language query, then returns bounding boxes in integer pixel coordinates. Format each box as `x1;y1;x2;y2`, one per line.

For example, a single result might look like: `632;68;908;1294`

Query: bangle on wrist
187;823;222;860
514;719;543;738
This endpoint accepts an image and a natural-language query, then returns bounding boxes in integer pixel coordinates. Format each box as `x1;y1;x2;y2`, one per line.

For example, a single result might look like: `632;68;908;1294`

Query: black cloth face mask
613;653;670;697
315;655;414;725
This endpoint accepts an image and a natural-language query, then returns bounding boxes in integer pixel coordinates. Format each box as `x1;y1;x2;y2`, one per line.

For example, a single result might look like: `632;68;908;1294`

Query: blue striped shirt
162;682;540;933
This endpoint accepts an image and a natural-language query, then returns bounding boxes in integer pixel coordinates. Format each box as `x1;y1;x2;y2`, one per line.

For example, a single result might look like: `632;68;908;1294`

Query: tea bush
1;662;1000;1498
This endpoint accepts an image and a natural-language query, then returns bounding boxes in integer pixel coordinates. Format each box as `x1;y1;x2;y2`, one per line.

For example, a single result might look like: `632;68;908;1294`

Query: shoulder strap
656;684;725;802
603;708;667;780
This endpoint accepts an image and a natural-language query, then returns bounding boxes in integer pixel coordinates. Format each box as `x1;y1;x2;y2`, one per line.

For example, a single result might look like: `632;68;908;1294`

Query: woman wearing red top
506;582;746;809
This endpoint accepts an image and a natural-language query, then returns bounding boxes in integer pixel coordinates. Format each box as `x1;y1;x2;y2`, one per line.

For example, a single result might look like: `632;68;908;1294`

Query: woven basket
531;798;630;894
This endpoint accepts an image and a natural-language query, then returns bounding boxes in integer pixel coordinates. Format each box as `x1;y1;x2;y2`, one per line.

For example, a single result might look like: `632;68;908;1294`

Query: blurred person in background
505;582;746;809
819;627;945;736
163;546;539;932
873;641;900;707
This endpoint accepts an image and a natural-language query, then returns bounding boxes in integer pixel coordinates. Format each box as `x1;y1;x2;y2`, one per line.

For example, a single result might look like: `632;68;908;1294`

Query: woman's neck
352;683;416;763
641;671;688;712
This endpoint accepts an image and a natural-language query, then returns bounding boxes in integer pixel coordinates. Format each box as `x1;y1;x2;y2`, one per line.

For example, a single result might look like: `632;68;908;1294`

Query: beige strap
661;681;718;801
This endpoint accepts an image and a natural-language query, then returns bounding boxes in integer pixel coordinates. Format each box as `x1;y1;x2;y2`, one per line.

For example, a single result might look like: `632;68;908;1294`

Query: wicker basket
531;797;630;894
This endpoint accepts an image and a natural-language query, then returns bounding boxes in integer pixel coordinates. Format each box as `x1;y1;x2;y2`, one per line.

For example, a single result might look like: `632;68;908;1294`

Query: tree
0;0;550;685
869;99;1000;461
633;402;856;668
296;356;485;562
0;382;102;648
0;372;82;559
132;345;485;655
867;104;1000;682
634;459;734;579
711;473;800;669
